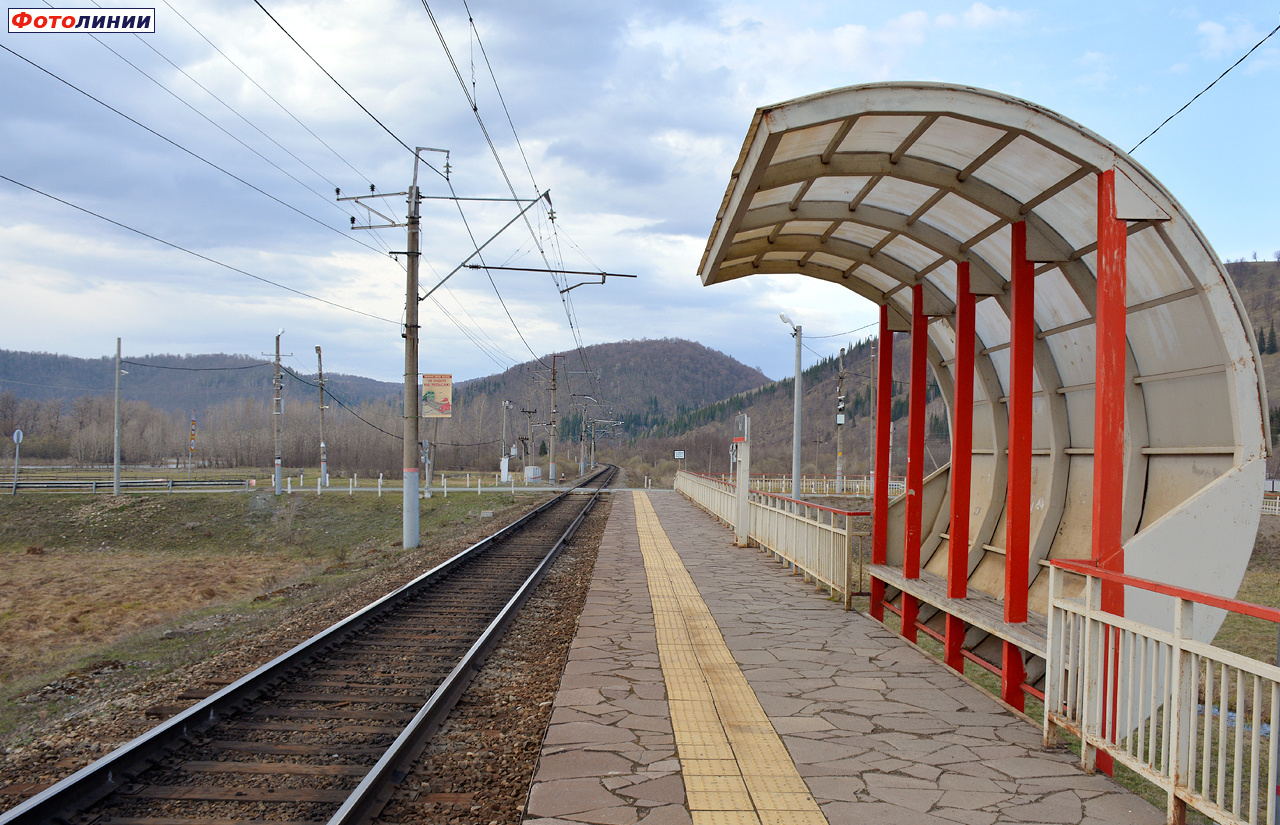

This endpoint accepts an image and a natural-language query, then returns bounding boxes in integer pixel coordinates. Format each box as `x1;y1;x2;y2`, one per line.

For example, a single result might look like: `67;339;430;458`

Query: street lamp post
781;314;802;499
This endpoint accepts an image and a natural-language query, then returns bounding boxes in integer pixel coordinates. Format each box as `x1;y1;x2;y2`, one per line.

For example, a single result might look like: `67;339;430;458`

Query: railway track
1;465;617;825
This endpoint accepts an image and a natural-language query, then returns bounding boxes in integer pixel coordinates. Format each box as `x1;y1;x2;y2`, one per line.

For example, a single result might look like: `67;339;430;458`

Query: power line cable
66;0;346;197
280;365;403;440
0;376;108;392
74;26;382;249
808;321;880;340
461;0;539;196
442;178;549;368
158;0;402;256
161;0;374;189
0;42;383;255
0;172;401;326
252;0;445;179
121;360;271;371
1131;21;1280;153
423;1;602;400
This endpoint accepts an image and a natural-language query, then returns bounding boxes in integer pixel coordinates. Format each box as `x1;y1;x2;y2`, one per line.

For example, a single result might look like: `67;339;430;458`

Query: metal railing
1046;560;1280;825
11;476;252;493
675;471;870;607
674;471;737;523
701;473;902;497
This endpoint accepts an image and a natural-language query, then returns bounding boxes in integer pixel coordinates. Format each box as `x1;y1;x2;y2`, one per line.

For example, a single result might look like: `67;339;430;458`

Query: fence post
1167;597;1194;825
1045;565;1061;747
843;516;854;611
378;473;383;497
1082;573;1102;774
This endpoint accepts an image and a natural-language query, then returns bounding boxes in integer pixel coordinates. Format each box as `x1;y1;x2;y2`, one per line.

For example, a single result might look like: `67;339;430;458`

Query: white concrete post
734;415;752;547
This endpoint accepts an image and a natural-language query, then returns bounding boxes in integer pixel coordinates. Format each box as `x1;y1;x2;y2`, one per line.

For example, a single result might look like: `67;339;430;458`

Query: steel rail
329;463;616;824
0;465;614;825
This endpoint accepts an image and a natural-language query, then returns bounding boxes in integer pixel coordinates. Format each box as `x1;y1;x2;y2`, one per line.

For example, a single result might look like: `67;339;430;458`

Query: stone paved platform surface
524;490;1164;825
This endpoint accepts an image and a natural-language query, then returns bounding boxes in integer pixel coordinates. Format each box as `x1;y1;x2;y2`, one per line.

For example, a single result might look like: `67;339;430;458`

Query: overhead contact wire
0;173;400;326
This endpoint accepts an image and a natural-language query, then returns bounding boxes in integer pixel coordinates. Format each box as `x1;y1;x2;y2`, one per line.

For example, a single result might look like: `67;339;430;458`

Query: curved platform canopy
699;82;1267;634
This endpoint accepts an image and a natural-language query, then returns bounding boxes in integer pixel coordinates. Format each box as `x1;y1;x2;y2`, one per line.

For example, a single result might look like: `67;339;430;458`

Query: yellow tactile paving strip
633;492;828;825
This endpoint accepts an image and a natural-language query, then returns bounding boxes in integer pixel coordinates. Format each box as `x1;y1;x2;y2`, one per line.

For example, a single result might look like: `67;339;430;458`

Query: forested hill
0;350;400;416
456;338;771;420
0;338;771;423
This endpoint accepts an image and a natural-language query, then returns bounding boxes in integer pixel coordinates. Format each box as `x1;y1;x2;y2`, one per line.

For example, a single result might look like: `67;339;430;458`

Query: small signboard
12;429;21;445
673;450;685;460
189;416;197;453
733;414;748;443
422;373;453;418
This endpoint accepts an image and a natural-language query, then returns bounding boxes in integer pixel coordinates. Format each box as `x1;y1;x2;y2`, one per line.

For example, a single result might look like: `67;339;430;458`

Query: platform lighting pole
112;337;122;495
500;399;512;482
316;346;329;487
501;400;512;461
781;314;802;498
836;346;846;493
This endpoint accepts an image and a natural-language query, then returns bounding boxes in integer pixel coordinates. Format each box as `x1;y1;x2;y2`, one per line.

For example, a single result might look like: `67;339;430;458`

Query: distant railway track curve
0;464;617;825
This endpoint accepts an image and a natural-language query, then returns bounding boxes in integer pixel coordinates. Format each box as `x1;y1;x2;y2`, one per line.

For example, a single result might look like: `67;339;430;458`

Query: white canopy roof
699;82;1267;626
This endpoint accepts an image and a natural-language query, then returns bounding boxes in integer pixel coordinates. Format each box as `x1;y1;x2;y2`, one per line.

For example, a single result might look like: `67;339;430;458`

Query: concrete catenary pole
272;332;283;496
548;357;558;484
112;337;122;495
403;178;421;548
316;345;328;487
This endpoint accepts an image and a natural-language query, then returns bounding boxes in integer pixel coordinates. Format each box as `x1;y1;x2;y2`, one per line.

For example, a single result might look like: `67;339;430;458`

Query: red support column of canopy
945;262;975;672
1093;169;1128;777
901;284;928;642
1094;169;1126;611
1003;221;1034;712
871;303;894;622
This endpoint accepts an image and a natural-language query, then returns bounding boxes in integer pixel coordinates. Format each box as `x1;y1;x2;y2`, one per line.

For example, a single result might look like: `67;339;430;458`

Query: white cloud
1197;19;1259;59
936;3;1025;29
1073;50;1112;88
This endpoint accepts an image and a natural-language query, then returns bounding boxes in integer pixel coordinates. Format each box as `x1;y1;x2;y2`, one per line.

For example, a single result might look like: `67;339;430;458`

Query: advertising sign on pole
421;374;453;418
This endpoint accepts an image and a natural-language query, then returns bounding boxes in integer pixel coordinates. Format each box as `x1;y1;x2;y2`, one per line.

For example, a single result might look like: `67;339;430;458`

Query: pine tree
1260;327;1269;354
1269;319;1277;354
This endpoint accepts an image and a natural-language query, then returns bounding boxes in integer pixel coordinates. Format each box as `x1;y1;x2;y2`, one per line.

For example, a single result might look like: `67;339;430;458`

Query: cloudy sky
2;1;1278;391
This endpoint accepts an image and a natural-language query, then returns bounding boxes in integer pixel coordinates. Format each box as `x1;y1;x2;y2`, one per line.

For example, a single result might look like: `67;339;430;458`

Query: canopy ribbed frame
699;82;1267;640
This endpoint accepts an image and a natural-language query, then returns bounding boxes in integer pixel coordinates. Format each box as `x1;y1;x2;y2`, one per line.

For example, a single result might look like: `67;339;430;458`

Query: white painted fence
675;471;737;524
676;471;870;607
704;473;903;497
1263;494;1280;516
1046;561;1280;825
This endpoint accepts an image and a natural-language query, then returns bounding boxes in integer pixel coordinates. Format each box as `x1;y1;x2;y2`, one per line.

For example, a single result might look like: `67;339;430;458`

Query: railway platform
524;490;1163;825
